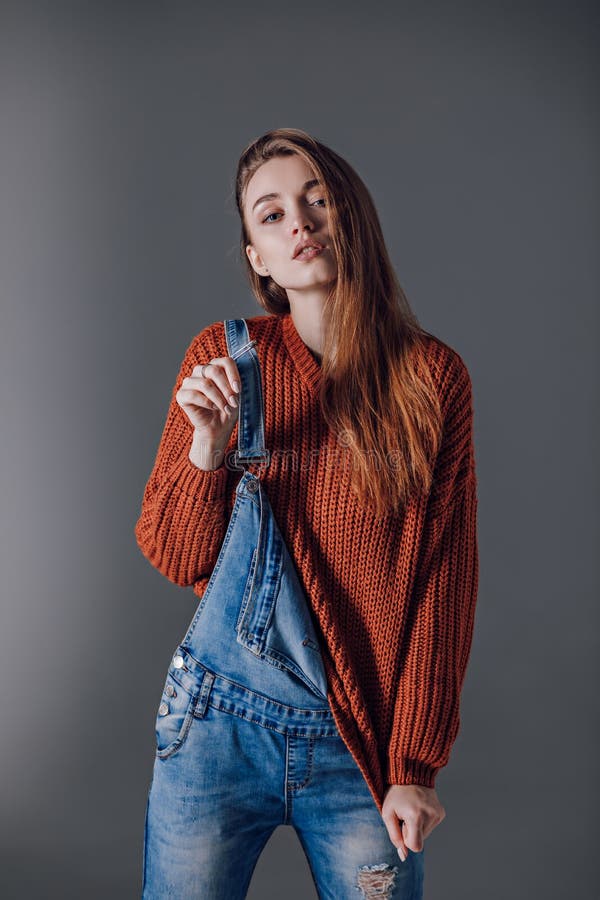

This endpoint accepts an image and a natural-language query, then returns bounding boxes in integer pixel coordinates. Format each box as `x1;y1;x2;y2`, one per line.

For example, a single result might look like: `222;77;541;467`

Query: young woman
135;128;479;899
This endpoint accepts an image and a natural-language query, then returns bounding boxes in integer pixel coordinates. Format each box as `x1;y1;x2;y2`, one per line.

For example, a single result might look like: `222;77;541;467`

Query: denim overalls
141;319;425;899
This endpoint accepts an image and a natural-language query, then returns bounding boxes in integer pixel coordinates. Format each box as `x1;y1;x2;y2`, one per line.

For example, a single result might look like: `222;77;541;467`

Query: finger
197;358;241;400
179;380;223;413
402;818;424;854
219;356;243;396
382;812;408;861
184;371;236;414
176;386;221;414
192;357;238;406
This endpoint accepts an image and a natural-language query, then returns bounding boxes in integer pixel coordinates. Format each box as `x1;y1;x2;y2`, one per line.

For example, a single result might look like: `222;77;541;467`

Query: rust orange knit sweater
134;312;479;814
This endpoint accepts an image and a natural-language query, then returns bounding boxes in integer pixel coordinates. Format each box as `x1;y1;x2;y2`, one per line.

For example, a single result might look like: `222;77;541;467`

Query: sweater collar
281;312;322;393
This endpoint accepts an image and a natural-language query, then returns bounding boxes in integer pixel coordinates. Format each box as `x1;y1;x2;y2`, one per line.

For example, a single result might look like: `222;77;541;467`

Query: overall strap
224;319;270;468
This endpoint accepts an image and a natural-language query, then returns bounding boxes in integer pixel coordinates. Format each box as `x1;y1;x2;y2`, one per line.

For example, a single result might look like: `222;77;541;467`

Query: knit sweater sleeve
386;350;479;788
134;321;234;587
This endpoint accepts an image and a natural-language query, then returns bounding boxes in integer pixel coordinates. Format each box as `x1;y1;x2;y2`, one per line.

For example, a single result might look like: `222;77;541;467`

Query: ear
246;243;269;276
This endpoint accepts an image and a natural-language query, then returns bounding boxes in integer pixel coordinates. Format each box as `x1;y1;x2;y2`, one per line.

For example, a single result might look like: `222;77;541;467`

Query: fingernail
228;395;238;407
397;846;406;862
232;381;240;393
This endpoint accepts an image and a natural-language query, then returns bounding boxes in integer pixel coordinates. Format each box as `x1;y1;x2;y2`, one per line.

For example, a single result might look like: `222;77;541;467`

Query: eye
262;197;326;224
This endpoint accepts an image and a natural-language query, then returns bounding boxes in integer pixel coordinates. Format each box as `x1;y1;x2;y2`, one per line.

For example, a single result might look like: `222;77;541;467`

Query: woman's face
243;154;337;295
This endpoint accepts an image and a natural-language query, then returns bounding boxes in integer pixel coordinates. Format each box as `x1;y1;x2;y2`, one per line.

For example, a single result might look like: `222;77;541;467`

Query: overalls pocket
154;659;204;760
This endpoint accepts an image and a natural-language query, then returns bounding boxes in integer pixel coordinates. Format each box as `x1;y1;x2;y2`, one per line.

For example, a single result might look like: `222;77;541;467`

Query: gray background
1;1;597;897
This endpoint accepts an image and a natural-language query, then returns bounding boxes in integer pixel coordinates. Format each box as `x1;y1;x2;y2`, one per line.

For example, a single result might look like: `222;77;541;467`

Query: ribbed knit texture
134;312;479;814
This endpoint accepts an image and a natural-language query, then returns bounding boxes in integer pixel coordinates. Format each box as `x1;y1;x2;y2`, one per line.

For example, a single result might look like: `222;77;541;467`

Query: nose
290;205;316;234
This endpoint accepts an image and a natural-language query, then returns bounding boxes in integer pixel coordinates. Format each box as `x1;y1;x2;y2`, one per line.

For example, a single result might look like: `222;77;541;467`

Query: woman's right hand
175;356;241;468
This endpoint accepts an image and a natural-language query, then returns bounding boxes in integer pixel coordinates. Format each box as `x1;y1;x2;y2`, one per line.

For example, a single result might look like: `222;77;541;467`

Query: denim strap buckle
232;448;271;468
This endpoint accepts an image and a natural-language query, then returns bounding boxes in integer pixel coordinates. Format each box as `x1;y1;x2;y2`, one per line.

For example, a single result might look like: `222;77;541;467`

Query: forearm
134;324;234;586
134;451;231;586
386;475;479;787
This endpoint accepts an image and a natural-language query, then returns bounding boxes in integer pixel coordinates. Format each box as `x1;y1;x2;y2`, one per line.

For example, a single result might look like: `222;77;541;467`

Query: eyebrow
251;179;321;213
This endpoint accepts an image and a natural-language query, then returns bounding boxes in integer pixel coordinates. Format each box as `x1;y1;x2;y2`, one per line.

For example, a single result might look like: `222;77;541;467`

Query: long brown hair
235;127;443;517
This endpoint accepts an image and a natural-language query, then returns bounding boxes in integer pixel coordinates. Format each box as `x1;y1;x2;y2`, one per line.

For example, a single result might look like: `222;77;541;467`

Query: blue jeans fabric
141;319;425;898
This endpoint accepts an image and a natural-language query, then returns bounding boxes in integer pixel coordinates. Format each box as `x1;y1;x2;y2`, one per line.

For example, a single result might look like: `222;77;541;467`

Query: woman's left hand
381;784;446;860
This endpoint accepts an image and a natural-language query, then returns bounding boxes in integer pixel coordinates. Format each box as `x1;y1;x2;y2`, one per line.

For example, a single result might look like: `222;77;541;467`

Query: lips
293;239;325;259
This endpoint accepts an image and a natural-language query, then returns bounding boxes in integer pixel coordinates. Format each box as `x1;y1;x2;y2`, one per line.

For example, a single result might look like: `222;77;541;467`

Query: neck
287;296;325;361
